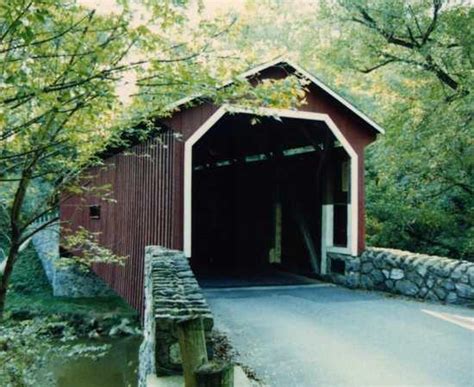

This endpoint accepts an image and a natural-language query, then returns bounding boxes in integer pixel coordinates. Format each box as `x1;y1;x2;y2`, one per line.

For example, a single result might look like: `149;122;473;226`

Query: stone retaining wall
328;247;474;306
144;246;213;376
138;246;156;387
31;222;114;297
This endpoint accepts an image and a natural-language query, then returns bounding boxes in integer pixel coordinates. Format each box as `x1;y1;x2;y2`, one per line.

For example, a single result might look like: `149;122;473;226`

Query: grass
5;245;137;320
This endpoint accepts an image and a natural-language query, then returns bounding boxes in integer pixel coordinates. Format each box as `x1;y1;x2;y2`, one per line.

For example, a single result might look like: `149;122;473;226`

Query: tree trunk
0;244;19;317
1;164;32;318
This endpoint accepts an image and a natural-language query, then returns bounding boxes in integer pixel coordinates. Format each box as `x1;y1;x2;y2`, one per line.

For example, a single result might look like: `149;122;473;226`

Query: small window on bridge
89;205;101;220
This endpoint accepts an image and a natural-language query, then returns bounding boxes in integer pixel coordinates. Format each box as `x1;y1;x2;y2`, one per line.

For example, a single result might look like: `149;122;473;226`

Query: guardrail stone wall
328;247;474;306
140;246;213;378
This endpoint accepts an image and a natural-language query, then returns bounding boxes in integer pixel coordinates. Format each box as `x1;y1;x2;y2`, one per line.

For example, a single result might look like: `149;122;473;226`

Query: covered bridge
60;59;384;313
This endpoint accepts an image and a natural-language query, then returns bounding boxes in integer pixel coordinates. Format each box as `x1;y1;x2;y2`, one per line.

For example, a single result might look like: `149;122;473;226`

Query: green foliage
61;226;128;269
0;316;75;387
0;0;142;313
6;246;135;318
324;0;473;259
1;246;138;385
8;244;51;295
1;246;138;387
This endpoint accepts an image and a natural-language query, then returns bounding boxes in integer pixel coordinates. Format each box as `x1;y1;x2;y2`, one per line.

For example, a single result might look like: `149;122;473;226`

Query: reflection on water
49;336;141;387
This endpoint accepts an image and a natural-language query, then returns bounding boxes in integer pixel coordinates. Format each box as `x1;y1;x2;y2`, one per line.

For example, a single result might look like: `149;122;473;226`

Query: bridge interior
190;113;350;284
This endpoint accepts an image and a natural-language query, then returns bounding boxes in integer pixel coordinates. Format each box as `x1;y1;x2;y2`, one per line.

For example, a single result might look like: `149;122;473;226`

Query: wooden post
269;186;282;264
177;317;209;387
292;201;320;275
195;361;234;387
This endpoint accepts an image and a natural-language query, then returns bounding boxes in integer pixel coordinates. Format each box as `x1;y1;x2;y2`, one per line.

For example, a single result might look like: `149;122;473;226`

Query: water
47;336;141;387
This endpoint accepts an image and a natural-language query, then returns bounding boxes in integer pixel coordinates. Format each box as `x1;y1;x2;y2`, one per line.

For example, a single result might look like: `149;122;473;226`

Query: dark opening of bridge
190;113;349;284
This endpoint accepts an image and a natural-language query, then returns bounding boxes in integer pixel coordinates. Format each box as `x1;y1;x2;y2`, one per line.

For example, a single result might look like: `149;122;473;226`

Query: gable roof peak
238;57;384;134
170;57;385;134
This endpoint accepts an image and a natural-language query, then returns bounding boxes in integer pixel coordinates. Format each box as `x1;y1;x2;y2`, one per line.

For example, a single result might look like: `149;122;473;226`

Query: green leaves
334;1;474;259
61;226;128;268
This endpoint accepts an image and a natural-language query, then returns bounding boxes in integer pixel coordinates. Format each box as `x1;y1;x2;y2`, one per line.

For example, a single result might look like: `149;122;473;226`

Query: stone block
361;262;374;274
415;263;428;277
467;265;474;286
450;267;464;280
395;280;419;296
360;275;374;289
346;273;360;288
405;270;424;287
346;258;361;273
385;279;394;289
440;279;455;291
169;342;182;365
446;292;458;303
425;291;440;302
433;287;447;301
373;257;385;270
419;287;429;297
384;255;398;268
460;274;470;284
429;263;451;278
456;283;474;300
426;277;436;289
370;270;385;285
390;268;404;280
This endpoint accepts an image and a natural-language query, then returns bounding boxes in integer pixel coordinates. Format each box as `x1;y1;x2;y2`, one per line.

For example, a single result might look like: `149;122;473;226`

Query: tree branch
0;0;34;43
0;10;93;54
422;0;442;46
356;58;398;73
20;215;59;244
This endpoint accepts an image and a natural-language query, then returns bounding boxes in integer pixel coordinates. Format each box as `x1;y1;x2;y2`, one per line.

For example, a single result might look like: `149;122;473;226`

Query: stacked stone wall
328;247;474;306
31;222;114;297
144;246;213;376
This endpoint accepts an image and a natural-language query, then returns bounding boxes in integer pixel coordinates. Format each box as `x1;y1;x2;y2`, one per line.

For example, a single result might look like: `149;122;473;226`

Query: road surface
204;284;474;386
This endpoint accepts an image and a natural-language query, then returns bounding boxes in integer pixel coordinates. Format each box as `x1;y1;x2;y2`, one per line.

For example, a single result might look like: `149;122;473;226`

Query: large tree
0;0;144;315
323;0;473;259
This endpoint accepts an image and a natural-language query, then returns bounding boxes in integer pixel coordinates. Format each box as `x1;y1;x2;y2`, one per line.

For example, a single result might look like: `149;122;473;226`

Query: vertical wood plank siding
61;132;182;314
60;103;219;314
60;65;378;316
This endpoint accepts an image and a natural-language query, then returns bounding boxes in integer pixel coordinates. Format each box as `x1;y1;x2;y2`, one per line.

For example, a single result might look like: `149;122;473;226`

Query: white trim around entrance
183;106;359;274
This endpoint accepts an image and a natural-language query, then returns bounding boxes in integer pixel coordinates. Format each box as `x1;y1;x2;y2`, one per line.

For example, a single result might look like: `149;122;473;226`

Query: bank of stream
0;246;142;387
43;335;141;387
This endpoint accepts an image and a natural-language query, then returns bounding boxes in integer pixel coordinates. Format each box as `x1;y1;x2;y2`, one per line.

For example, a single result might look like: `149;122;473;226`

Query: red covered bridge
60;59;383;313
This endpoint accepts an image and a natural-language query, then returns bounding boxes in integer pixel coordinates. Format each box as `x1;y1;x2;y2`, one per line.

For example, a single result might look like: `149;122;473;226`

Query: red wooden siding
61;132;183;313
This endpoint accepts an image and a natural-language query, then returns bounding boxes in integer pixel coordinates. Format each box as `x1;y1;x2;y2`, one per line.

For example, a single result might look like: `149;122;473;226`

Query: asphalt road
204;284;474;387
